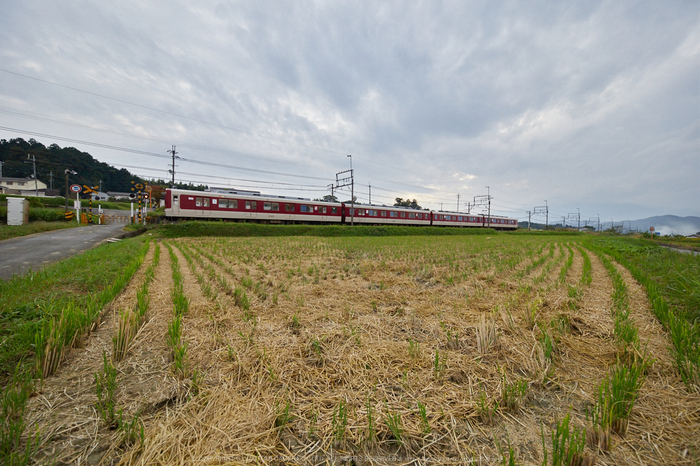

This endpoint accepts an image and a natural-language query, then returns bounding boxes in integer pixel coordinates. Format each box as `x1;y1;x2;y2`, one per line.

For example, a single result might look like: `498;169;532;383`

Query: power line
0;104;336;172
0;68;347;156
0;126;330;182
111;163;328;188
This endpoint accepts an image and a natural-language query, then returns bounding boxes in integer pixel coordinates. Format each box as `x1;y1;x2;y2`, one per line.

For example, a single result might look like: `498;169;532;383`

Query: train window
381;211;387;217
300;205;308;212
212;199;218;205
390;211;397;218
219;199;227;208
203;198;210;207
246;201;257;210
331;207;337;214
173;195;179;205
263;202;279;211
400;212;406;218
314;206;318;211
285;204;294;212
310;205;315;212
409;212;416;218
195;197;202;207
322;207;327;214
231;200;238;209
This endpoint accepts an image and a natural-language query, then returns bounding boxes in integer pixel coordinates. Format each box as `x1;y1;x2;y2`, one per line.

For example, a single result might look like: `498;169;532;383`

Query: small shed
7;197;30;225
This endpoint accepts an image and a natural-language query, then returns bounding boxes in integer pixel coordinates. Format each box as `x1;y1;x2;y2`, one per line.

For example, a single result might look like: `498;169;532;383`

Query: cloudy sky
1;1;698;225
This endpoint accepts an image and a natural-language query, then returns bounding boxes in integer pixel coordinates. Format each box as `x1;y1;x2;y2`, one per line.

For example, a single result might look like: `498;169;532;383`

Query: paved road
0;219;131;281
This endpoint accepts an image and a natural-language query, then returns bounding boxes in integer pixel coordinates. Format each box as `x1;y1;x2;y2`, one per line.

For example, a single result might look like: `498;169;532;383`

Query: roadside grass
589;237;700;391
0;235;150;382
0;235;149;465
0;222;80;241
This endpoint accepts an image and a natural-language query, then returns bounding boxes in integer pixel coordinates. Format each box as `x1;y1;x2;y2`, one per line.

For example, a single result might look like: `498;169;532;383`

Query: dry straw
19;236;700;465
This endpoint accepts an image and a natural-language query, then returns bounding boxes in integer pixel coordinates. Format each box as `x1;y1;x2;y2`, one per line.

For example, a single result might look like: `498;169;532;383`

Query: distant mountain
608;215;700;236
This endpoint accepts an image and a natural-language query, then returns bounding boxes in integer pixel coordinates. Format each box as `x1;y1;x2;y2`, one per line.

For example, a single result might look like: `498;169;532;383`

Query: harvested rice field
22;235;700;465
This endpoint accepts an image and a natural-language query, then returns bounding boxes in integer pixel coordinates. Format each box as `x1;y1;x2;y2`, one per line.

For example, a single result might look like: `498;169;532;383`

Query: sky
0;0;698;225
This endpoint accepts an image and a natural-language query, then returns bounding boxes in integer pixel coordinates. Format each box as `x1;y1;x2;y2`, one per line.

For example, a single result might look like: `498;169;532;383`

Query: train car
165;188;343;223
432;211;518;230
343;204;431;226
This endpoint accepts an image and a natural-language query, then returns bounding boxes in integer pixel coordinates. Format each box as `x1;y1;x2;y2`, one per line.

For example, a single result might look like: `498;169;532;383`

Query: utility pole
533;201;548;230
334;155;354;225
487;186;491;227
49;170;54;190
473;187;492;227
349;155;353;225
167;145;179;187
567;209;580;231
24;154;39;196
527;211;531;231
0;160;3;178
457;193;460;213
369;182;371;205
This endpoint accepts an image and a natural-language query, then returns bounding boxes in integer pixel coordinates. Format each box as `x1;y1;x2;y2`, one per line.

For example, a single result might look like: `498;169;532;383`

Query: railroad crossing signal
131;181;147;224
82;186;99;223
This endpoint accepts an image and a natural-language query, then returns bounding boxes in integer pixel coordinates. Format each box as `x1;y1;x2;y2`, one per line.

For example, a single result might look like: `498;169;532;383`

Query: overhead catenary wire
0;105;340;173
0;68;347;156
0;126;331;182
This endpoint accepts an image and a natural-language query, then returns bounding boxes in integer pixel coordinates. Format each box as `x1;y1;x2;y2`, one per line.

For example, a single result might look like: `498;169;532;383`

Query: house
0;177;48;196
89;191;111;201
106;191;133;200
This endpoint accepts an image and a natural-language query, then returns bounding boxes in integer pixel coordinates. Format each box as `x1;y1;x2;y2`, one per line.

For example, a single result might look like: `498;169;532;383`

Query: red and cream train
164;188;518;230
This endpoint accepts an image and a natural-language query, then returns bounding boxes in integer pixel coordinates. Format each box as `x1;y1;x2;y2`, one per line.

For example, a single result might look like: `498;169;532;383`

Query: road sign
70;184;81;193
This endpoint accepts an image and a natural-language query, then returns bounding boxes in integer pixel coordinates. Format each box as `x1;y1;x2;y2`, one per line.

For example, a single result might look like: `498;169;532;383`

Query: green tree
394;197;422;209
314;194;339;203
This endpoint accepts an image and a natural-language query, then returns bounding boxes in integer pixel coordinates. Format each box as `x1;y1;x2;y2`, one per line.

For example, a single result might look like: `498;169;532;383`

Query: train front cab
164;189;180;219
